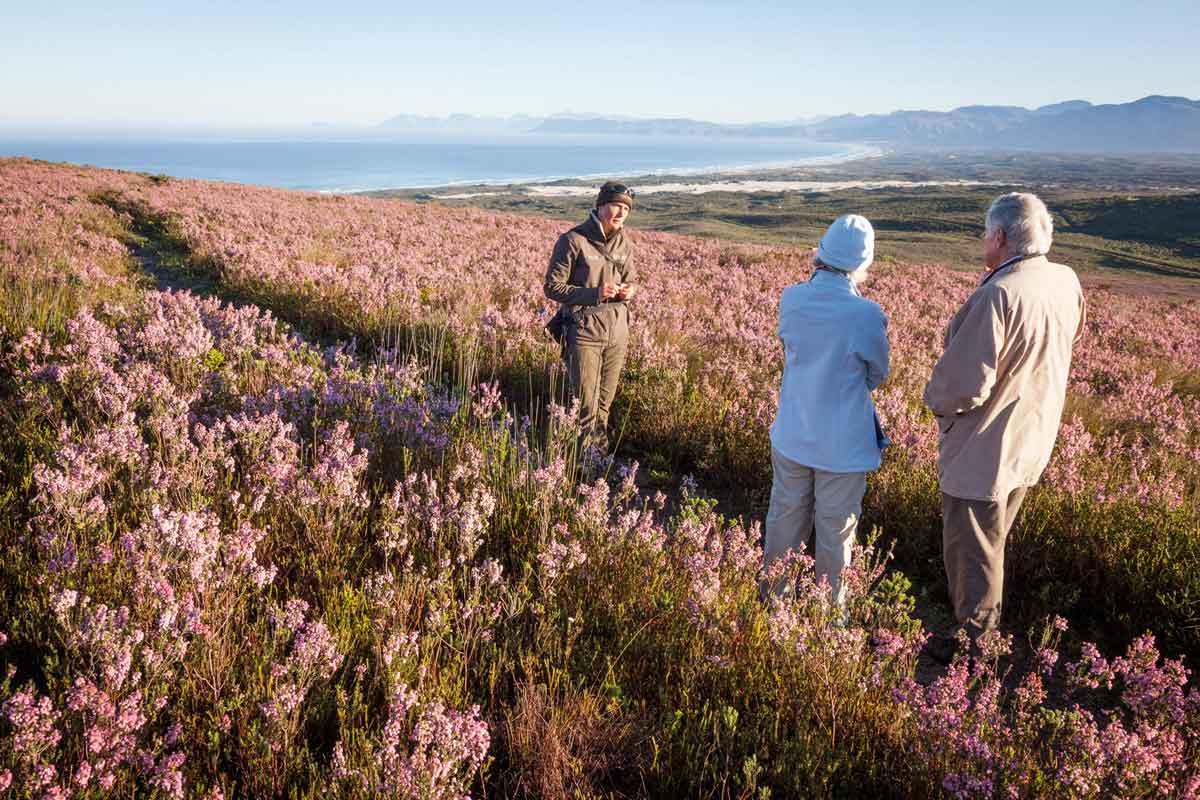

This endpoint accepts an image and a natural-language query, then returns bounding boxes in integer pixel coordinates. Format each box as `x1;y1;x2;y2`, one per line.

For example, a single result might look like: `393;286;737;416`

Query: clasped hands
600;282;632;301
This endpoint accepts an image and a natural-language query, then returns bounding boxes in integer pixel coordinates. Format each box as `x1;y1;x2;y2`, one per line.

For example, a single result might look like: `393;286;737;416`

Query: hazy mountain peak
1034;100;1092;114
951;105;1028;113
1127;95;1200;108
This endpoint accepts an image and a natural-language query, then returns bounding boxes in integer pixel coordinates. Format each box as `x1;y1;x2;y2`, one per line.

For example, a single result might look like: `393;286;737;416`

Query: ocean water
0;135;856;192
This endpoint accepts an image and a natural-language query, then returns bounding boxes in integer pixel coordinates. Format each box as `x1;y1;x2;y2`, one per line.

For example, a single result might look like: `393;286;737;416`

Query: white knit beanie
817;214;875;272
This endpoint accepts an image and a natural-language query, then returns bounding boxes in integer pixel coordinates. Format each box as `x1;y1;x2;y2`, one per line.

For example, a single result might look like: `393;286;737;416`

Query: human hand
600;282;619;301
613;283;631;300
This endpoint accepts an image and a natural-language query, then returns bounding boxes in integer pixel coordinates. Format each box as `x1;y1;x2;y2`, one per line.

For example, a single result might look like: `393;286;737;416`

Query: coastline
345;143;885;195
437;178;987;199
0;134;880;196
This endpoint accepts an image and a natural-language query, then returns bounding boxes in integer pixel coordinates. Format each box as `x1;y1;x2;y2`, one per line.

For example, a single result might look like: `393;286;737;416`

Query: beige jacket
923;255;1086;501
544;214;638;346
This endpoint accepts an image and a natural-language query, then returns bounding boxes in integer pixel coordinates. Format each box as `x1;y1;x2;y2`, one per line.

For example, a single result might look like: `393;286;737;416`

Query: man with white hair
924;192;1085;655
764;214;890;611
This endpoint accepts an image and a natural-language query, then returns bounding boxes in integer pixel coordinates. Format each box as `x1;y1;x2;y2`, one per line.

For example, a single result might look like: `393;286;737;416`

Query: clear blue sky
3;0;1197;128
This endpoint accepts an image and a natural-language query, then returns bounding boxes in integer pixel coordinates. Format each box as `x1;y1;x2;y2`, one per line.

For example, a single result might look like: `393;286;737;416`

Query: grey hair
985;192;1053;256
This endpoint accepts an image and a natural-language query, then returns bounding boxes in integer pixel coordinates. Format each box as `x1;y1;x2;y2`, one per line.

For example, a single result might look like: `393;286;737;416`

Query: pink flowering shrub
896;625;1200;798
0;280;482;795
0;159;141;339
0;159;1197;797
326;683;490;799
73;158;1198;642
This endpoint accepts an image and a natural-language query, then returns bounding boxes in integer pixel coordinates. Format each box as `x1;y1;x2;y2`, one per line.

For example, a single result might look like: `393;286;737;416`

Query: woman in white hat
763;214;890;612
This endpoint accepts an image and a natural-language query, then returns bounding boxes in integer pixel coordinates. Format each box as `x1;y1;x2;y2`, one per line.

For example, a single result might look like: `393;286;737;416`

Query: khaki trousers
942;487;1028;636
763;447;867;607
566;338;628;446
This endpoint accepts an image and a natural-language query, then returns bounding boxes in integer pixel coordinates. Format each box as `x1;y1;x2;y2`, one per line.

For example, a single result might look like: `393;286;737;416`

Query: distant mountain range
377;113;545;134
378;96;1200;152
377;111;679;134
528;117;819;138
375;112;827;138
806;95;1200;152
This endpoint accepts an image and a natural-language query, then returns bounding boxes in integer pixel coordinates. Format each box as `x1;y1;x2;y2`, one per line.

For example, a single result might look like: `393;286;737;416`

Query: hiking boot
924;632;959;665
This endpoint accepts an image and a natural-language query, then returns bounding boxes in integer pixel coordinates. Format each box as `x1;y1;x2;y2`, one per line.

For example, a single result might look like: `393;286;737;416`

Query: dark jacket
544;213;639;345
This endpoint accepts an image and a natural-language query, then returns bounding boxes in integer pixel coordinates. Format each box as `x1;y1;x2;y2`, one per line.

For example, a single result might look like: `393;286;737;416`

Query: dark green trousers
566;337;628;446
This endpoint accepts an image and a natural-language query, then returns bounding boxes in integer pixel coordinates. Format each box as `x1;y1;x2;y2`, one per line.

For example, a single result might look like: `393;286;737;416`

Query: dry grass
501;680;650;799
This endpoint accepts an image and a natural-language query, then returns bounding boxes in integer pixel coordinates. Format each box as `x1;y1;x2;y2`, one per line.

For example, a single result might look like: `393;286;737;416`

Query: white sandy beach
367;143;890;195
438;179;987;199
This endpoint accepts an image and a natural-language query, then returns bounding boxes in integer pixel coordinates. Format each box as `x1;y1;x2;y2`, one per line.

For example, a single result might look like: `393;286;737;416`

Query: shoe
924;633;958;665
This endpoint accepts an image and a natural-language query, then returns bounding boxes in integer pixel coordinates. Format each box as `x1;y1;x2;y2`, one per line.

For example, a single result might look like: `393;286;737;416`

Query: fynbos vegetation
1;157;1197;798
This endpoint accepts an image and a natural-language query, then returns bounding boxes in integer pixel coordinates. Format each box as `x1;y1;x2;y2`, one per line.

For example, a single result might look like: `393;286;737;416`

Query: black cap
595;181;635;209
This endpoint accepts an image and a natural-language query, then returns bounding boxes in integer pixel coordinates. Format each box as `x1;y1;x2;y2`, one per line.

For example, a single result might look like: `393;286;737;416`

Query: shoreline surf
344;143;884;194
0;136;877;195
